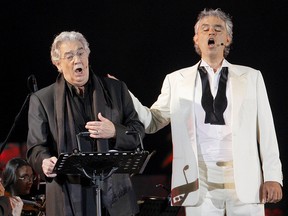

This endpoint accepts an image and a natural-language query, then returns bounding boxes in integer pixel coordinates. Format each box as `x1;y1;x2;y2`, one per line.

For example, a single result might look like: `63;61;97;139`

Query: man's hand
42;156;58;178
107;74;118;80
85;112;116;139
260;181;282;203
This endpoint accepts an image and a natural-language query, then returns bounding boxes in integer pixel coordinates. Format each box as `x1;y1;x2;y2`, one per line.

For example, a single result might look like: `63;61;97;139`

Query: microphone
31;74;38;92
125;130;144;152
217;43;225;47
0;74;40;155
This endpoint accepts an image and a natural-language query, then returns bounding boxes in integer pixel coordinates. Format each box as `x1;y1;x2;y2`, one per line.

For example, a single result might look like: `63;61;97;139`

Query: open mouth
74;66;83;73
208;38;215;46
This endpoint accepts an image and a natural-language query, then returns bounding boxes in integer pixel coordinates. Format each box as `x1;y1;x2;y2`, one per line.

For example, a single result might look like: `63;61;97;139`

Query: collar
200;59;228;76
66;79;91;98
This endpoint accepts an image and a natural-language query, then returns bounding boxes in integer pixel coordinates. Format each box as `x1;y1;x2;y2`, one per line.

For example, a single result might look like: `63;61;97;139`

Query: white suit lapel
228;64;248;127
178;64;198;101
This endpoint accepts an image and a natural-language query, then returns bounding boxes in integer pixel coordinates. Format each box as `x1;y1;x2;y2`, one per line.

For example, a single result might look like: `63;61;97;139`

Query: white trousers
185;161;264;216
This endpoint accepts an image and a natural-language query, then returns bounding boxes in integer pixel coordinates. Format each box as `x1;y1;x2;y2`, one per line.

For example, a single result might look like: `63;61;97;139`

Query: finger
267;189;275;202
107;74;118;80
98;112;106;121
46;173;57;178
89;128;99;135
89;131;100;139
13;196;22;202
51;156;58;164
272;191;282;203
261;190;267;203
267;190;281;203
86;121;97;126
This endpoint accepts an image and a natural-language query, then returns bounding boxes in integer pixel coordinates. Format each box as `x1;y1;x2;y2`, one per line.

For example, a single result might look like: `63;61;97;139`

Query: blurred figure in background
2;158;44;216
2;158;35;198
0;180;23;216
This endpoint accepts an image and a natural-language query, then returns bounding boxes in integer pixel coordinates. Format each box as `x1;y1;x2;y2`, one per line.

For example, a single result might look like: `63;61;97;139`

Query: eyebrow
201;24;224;29
214;24;224;29
63;47;85;56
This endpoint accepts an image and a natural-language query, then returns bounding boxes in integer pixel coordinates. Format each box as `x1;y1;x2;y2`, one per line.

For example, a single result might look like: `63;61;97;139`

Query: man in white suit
127;8;283;216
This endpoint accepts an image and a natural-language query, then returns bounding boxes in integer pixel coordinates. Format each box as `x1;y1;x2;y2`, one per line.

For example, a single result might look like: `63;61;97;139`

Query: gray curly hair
194;8;233;57
50;31;91;63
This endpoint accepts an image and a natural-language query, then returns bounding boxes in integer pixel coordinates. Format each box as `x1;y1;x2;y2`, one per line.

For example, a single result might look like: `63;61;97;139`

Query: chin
75;78;88;86
24;189;31;194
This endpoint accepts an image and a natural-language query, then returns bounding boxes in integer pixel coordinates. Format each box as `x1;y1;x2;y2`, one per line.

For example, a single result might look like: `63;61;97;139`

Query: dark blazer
26;73;144;216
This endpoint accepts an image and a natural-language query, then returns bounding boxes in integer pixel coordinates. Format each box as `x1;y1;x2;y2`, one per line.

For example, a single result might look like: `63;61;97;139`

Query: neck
202;57;224;73
76;86;85;96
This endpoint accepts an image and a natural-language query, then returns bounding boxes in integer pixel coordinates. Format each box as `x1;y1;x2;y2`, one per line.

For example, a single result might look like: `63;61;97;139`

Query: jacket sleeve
256;72;283;185
129;75;171;134
108;80;145;151
26;93;54;178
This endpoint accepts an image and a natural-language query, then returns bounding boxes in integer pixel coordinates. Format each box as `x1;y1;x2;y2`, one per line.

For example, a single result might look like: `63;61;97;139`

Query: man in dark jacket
26;31;144;216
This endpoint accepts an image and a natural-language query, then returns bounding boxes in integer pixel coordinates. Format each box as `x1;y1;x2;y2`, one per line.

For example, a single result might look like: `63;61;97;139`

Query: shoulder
100;76;128;90
101;76;122;85
172;64;198;75
160;64;199;87
33;83;55;97
30;83;55;105
228;62;261;75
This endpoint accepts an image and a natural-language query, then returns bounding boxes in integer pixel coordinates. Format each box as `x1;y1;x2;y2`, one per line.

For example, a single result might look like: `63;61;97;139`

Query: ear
225;36;232;46
53;61;62;73
193;34;198;45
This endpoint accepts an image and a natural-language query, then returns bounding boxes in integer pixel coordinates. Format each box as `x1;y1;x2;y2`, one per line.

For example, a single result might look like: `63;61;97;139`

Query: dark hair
2;158;32;193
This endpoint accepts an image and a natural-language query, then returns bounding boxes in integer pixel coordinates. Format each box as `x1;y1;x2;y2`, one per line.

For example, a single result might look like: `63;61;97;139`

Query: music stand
53;148;154;216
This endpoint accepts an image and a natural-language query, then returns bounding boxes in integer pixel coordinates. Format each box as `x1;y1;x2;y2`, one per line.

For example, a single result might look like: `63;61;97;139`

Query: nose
209;29;216;36
27;179;33;184
73;54;81;61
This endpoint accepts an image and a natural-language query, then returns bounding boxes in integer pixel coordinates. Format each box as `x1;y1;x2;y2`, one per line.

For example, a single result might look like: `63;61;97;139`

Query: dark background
1;0;287;212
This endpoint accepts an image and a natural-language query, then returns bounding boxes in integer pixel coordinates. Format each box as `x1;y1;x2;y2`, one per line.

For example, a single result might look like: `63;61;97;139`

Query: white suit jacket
131;60;283;206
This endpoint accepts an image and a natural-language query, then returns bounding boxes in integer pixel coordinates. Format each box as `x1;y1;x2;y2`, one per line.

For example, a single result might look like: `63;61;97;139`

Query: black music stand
53;148;154;216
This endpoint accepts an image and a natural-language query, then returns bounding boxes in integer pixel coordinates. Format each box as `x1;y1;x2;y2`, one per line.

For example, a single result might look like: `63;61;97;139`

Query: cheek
83;59;89;68
14;182;24;191
59;62;73;72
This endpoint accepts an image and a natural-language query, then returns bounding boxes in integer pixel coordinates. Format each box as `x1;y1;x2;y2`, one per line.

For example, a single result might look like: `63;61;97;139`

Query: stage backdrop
0;0;287;214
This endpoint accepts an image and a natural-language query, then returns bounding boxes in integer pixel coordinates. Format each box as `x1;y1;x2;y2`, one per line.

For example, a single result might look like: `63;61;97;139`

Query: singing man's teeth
208;38;215;45
75;68;83;72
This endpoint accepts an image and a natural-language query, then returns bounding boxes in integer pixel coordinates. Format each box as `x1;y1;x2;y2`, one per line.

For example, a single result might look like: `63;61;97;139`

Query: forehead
59;40;84;53
16;165;33;175
199;16;226;27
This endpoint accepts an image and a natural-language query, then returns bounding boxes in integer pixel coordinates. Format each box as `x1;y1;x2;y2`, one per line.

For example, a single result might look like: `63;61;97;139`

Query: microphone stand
0;75;37;155
125;130;145;152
